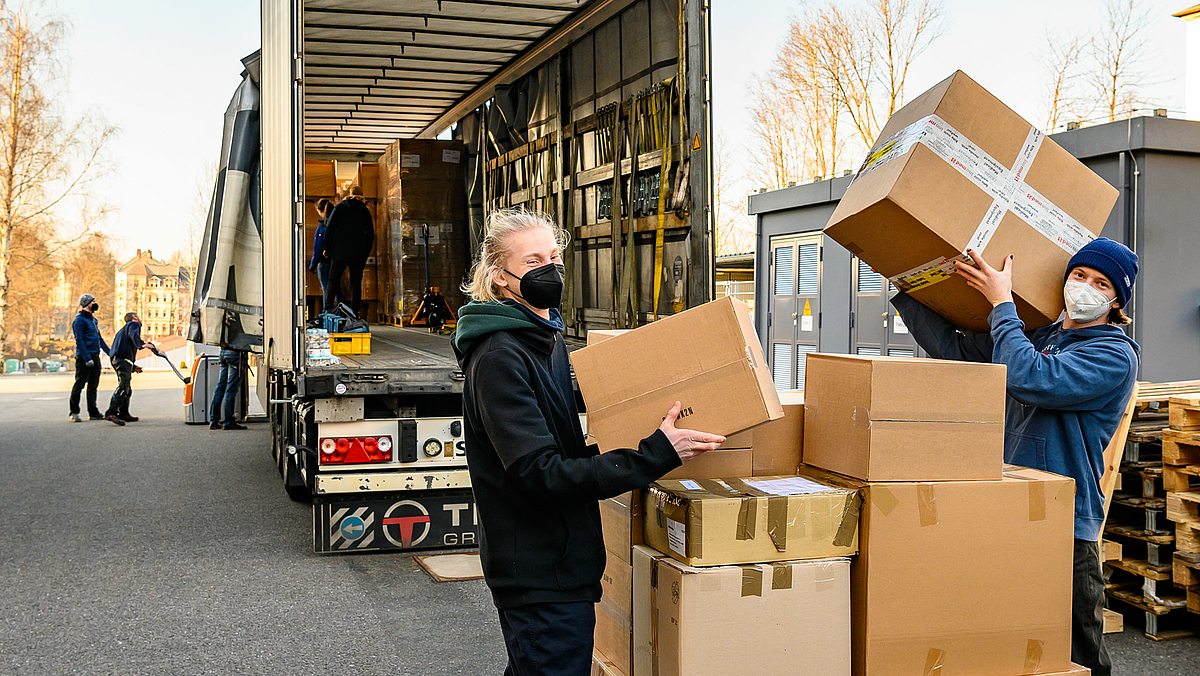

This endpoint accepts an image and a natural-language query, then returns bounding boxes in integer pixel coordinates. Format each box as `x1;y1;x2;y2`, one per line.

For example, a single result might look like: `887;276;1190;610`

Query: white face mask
1063;280;1115;323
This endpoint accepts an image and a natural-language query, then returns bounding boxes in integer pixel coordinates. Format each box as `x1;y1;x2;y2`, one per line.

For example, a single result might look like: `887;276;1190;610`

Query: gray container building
749;115;1200;386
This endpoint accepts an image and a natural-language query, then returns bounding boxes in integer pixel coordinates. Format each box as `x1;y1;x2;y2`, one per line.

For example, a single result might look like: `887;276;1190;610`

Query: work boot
105;413;126;426
223;423;248;431
89;413;105;420
120;414;139;422
69;413;81;423
209;422;221;430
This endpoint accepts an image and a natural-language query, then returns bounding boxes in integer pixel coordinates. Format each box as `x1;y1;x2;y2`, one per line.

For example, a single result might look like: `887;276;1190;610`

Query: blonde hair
463;208;569;303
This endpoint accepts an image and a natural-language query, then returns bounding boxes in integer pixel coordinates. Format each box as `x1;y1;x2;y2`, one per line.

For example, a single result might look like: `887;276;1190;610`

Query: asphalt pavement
0;373;1198;675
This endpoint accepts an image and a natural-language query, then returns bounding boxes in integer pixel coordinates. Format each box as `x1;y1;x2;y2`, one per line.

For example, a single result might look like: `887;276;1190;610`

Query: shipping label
666;516;687;556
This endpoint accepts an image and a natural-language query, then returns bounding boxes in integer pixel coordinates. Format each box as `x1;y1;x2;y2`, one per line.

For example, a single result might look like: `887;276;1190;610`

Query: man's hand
953;249;1014;307
658;401;726;462
133;365;143;374
85;359;95;368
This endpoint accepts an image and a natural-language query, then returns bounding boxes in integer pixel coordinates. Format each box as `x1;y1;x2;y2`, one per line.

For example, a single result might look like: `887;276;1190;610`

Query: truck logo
382;500;432;547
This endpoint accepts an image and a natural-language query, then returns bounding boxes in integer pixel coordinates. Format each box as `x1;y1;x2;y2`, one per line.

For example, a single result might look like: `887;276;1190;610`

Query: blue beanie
1065;237;1138;307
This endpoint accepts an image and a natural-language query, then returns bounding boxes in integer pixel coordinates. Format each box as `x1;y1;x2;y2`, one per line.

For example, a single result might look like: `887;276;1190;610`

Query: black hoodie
453;302;681;609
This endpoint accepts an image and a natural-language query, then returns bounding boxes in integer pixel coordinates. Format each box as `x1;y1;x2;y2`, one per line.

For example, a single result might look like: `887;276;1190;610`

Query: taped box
591;652;626;676
825;70;1117;332
803;353;1005;481
720;390;805;476
573;297;783;454
799;465;1075;676
596;552;634;675
632;545;851;676
644;475;859;567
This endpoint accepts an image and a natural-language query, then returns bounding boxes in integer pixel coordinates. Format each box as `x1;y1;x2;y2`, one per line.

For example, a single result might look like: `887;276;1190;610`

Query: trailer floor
0;374;1197;674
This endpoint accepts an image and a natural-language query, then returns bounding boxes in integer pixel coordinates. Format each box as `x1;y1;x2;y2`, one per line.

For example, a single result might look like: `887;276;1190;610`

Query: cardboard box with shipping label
644;475;859;567
825;70;1117;331
803;353;1005;481
572;297;783;453
799;465;1075;676
633;546;851;676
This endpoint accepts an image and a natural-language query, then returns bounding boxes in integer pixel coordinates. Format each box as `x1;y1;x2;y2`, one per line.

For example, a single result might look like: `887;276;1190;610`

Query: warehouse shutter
774;246;794;296
797;243;819;296
772;343;793;389
857;259;883;293
795;343;816;389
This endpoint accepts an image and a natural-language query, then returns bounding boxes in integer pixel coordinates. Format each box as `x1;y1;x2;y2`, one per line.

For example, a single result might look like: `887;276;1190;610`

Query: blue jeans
209;349;241;426
315;260;342;314
498;601;594;676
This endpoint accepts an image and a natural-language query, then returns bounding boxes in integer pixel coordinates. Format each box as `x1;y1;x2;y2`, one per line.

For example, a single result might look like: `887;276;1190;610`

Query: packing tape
767;496;789;552
741;566;763;597
861;114;1096;293
771;562;793;590
735;496;757;541
689;501;703;560
922;648;946;676
917;485;938;527
597;595;631;632
853;406;872;430
1024;639;1044;672
814;560;838;592
832;493;862;547
871;486;899;517
1028;481;1046;522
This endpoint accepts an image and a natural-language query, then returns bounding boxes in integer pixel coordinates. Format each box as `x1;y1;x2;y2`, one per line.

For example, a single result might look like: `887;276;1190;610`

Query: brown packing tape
923;648;946;676
1028;481;1046;522
917;485;938;527
853;406;872;429
741;566;763;597
771;563;793;590
650;559;660;676
1024;639;1044;672
696;478;736;497
689;500;703;560
736;496;757;541
832;493;862;547
767;496;789;552
872;486;899;516
597;595;631;632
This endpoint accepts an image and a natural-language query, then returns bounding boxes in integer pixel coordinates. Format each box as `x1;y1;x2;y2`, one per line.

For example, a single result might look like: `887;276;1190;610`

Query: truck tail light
318;435;393;465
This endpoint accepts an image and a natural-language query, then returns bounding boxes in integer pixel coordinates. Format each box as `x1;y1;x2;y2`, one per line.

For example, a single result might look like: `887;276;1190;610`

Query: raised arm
890;291;993;362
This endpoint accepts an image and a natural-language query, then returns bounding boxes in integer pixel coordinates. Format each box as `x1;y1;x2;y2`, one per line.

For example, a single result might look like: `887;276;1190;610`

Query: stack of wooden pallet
1103;380;1200;640
1165;394;1200;616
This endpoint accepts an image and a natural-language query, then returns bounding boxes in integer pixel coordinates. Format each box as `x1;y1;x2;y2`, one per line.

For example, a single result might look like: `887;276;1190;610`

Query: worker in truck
321;185;374;318
308;197;342;314
891;237;1139;676
104;312;149;426
452;208;725;676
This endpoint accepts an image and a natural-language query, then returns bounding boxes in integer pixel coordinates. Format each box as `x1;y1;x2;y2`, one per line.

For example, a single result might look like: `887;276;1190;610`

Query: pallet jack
409;224;457;332
148;344;191;384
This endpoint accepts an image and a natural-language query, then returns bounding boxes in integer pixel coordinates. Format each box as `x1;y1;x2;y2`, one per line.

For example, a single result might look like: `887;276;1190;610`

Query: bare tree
747;75;806;191
1090;0;1153;122
0;3;115;358
62;230;117;335
712;131;754;256
1041;32;1086;131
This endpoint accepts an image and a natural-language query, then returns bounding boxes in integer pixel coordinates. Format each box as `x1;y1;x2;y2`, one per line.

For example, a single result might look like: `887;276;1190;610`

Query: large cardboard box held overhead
800;465;1075;676
803;353;1005;481
573;297;783;453
825;70;1118;332
632;545;851;676
644;475;859;567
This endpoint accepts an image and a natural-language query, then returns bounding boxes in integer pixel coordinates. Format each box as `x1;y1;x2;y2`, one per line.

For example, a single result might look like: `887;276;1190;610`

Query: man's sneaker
105;414;126;426
88;414;105;420
223;423;249;431
120;414;139;422
69;413;81;423
209;422;221;430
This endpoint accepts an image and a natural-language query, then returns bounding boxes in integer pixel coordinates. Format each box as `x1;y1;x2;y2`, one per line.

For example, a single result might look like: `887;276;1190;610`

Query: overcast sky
51;0;1191;260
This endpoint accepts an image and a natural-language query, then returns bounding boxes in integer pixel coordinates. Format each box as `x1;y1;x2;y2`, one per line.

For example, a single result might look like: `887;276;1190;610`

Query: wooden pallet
1137;381;1200;407
1168;394;1200;431
1179;521;1200;554
1103;539;1123;562
1107;557;1172;580
1167;491;1200;526
1174;551;1200;614
1106;587;1197;640
1163;463;1200;493
1163;431;1200;466
1105;523;1175;545
1103;607;1124;633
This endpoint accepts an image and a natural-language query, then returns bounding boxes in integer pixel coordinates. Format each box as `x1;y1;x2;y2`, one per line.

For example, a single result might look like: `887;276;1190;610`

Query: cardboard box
601;491;643;566
722;390;805;475
800;465;1075;676
633;545;851;676
596;553;634;675
645;475;859;567
825;70;1117;331
592;652;627;676
353;162;379;199
803;353;1005;481
661;448;754;481
305;159;337;197
573;297;783;453
587;329;630;346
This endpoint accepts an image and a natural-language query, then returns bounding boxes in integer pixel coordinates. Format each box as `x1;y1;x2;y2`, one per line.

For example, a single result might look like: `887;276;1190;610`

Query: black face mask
89;303;99;313
504;262;565;310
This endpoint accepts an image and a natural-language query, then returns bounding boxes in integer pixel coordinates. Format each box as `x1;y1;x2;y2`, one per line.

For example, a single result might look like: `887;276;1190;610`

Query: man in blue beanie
891;237;1139;676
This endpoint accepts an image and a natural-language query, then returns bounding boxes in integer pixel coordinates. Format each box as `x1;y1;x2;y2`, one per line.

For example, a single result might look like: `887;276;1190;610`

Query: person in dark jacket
891;238;1139;676
104;312;148;426
308;197;342;314
322;185;374;317
452;209;724;676
69;293;110;422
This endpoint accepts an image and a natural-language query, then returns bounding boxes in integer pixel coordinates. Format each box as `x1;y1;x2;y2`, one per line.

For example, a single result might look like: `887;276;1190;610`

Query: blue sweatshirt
72;311;110;359
892;292;1139;542
309;218;328;271
110;320;145;362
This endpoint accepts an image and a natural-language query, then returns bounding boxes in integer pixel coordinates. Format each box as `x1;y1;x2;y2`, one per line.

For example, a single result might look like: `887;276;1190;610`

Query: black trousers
325;258;366;317
105;359;135;417
1073;539;1112;676
498;601;594;676
69;357;102;415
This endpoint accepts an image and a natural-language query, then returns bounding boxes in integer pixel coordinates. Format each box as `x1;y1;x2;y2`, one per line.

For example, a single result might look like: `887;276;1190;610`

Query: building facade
114;249;195;341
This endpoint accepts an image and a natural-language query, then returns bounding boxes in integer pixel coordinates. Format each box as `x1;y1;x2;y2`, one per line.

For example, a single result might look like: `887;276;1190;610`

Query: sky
48;0;1192;261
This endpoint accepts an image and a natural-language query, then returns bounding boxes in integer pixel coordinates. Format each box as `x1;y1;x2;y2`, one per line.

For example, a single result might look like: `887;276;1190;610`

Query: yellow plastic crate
329;332;371;355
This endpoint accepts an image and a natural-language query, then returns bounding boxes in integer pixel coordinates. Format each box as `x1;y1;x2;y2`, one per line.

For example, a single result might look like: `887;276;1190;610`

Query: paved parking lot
0;372;1197;675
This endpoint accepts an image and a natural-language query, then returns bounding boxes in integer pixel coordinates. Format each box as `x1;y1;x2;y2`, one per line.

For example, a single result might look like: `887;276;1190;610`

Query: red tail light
319;436;393;465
